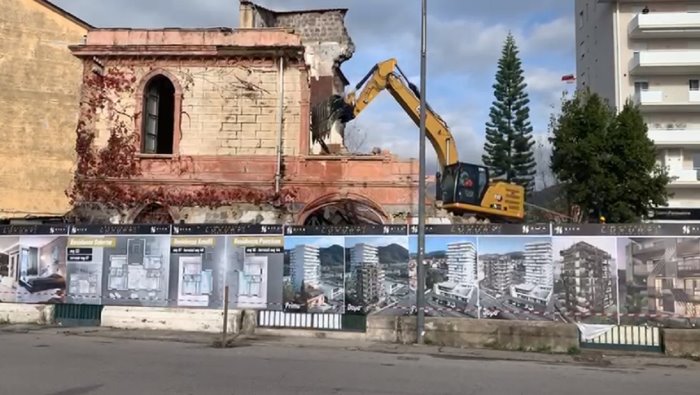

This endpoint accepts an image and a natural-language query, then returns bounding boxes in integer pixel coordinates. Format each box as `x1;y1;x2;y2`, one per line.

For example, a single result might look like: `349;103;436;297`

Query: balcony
630;51;700;75
633;90;700;112
630;12;700;39
668;169;700;186
648;129;700;147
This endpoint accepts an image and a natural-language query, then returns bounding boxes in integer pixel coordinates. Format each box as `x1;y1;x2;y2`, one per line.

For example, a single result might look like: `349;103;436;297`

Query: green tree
483;33;537;195
549;88;671;223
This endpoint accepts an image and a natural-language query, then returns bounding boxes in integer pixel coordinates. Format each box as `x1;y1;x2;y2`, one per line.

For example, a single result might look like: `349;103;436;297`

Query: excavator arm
329;58;525;223
341;58;458;169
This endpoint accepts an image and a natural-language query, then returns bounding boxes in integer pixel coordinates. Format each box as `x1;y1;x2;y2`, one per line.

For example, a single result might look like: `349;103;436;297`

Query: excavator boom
332;58;525;223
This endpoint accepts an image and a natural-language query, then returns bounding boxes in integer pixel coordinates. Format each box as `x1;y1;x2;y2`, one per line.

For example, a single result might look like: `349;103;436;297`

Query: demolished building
64;0;422;226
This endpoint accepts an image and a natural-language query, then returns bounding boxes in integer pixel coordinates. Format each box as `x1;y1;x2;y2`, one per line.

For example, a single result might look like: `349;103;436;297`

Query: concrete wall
0;303;54;325
663;328;700;358
101;306;256;334
367;316;580;353
0;0;88;219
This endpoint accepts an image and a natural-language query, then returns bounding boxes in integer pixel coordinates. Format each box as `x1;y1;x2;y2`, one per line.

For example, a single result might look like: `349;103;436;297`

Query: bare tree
343;123;369;154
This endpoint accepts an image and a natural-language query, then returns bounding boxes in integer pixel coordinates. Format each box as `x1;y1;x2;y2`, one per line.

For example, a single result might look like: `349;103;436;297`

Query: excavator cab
436;164;524;222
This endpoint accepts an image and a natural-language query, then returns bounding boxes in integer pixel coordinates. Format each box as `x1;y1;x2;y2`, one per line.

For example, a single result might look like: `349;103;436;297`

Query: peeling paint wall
0;0;87;219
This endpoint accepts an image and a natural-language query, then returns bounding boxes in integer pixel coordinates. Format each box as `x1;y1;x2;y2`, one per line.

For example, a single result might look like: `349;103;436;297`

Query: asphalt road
1;330;698;395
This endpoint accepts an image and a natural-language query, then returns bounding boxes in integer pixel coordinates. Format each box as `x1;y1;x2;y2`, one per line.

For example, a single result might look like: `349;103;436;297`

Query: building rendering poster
0;235;68;304
618;237;700;327
552;237;619;324
168;234;227;308
409;235;480;318
344;235;409;316
477;237;555;321
283;235;345;313
227;235;284;310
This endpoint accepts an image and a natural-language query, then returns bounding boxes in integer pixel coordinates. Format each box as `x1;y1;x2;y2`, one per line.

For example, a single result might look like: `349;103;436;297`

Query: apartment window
690;79;700;91
142;75;175;155
634;81;649;93
693;152;700;170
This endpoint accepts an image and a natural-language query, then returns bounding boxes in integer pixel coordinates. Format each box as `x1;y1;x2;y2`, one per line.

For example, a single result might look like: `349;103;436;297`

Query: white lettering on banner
346;304;363;312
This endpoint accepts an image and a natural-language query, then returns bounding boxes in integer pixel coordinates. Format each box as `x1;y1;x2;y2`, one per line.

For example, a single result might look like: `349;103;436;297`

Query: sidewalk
2;324;698;370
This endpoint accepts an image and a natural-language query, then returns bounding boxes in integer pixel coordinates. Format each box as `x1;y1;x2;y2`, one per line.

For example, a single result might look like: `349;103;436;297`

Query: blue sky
409;236;477;254
478;237;551;255
54;0;575;188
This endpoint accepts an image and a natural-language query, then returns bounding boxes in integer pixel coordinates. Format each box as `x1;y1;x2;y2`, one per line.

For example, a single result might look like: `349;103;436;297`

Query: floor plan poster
344;225;409;317
169;225;229;308
69;224;172;307
0;225;70;304
226;225;284;310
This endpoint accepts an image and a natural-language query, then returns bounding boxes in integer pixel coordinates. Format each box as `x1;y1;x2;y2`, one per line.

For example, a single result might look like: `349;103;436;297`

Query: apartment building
559;241;615;314
349;243;379;273
356;263;386;306
480;254;513;295
290;244;321;292
576;0;700;220
446;241;478;287
524;241;554;291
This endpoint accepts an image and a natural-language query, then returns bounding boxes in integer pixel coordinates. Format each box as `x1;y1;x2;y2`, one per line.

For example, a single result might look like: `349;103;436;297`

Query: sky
409;235;477;254
52;0;575;188
478;237;551;255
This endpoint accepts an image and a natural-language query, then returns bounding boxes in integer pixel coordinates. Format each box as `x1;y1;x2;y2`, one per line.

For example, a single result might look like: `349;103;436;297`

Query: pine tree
482;33;537;195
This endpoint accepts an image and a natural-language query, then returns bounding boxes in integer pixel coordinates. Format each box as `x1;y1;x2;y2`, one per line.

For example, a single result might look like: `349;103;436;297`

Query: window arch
141;74;176;154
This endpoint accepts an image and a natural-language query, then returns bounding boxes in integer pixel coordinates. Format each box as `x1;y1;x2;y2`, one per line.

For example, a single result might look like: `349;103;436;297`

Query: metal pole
222;285;230;347
416;0;428;345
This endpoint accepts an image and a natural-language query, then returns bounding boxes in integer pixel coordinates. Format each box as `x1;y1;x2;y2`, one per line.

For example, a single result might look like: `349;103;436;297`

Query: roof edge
34;0;94;30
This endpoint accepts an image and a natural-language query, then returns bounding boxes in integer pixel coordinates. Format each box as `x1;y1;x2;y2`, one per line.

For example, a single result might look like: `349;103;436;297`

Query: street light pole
416;0;428;345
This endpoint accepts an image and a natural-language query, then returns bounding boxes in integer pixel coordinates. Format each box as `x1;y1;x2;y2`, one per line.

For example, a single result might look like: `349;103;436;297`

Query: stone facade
0;0;89;220
238;0;355;154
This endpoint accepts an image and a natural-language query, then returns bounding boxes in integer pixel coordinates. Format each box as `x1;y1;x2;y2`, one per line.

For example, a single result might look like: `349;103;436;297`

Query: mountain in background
378;243;409;263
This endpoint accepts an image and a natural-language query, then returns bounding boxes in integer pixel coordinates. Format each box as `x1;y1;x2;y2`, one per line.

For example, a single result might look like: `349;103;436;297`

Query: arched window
142;75;175;154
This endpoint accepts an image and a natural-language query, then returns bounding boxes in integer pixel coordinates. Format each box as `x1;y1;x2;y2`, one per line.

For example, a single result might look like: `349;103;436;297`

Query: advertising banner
618;235;700;327
68;225;172;307
283;226;346;313
552;225;621;325
478;235;554;321
343;225;408;317
0;225;69;304
227;226;284;311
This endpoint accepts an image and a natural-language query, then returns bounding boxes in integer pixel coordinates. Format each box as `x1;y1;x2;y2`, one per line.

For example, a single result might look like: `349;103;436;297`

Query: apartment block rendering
576;0;700;220
509;241;554;307
349;243;379;273
627;238;700;318
290;245;320;292
433;241;478;305
559;241;615;314
356;263;386;306
482;254;513;295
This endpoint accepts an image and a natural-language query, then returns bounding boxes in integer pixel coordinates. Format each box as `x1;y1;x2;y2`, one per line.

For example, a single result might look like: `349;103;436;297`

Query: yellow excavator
327;58;525;223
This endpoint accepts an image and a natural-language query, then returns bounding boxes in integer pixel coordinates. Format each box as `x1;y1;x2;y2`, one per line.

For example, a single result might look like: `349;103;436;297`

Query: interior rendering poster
283;226;346;313
477;236;555;321
168;225;228;308
226;224;284;310
0;225;70;304
618;236;700;327
344;225;409;316
68;225;172;307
